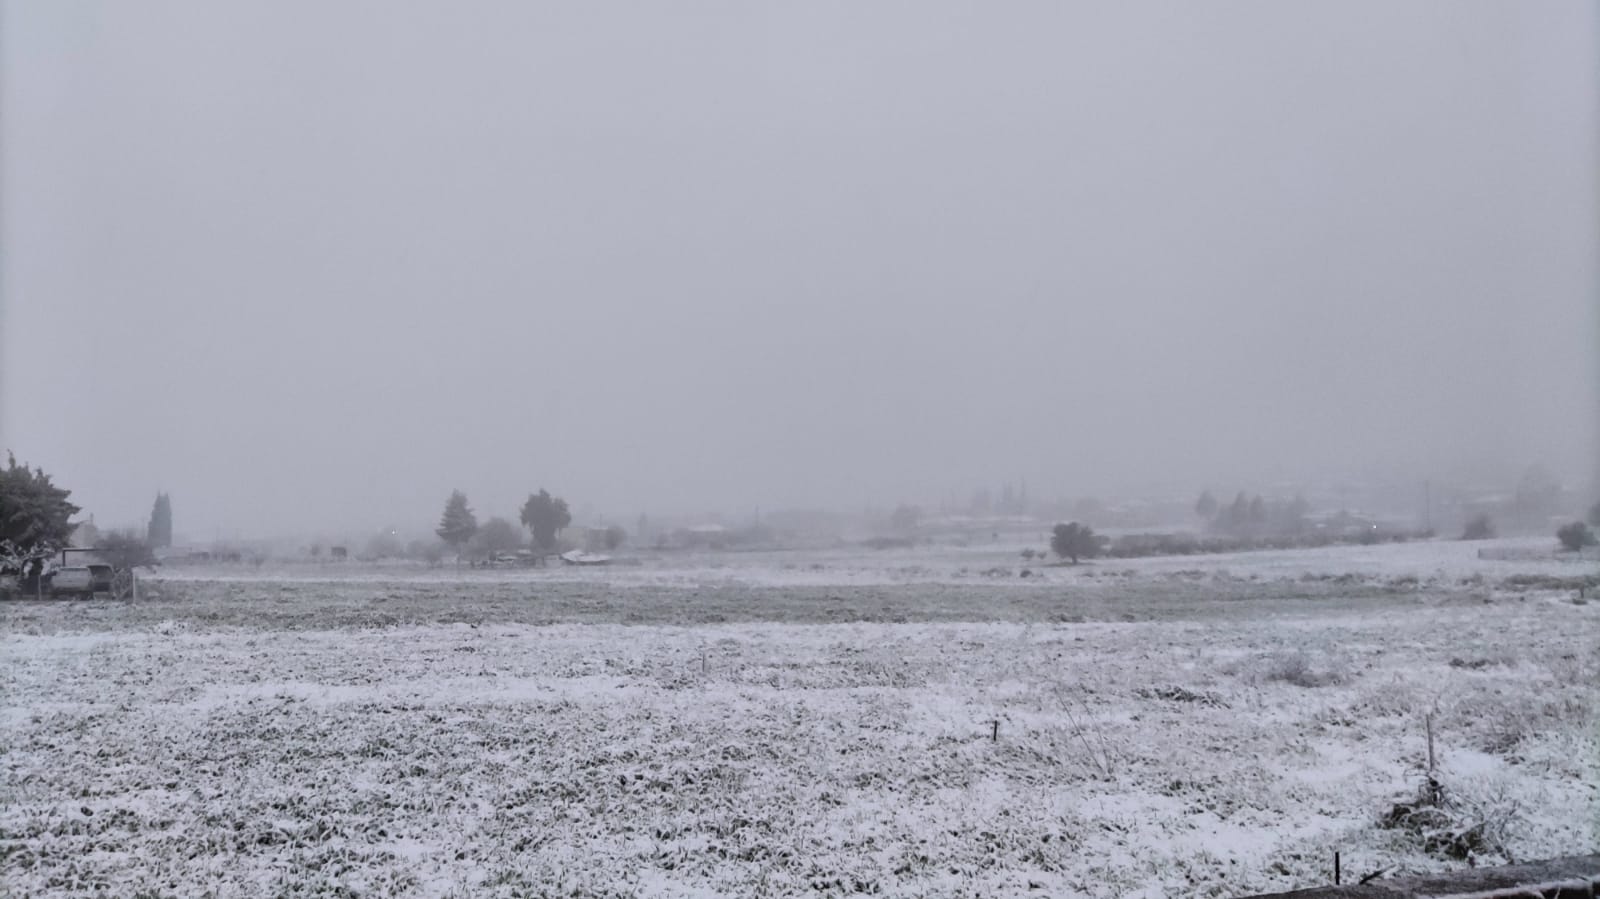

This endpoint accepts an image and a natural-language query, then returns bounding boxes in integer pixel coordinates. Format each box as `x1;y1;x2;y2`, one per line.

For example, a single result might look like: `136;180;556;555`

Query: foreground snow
1;558;1595;896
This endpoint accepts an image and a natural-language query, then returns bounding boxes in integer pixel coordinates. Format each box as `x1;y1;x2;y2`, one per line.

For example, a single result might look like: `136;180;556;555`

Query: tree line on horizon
431;488;621;564
2;454;1596;579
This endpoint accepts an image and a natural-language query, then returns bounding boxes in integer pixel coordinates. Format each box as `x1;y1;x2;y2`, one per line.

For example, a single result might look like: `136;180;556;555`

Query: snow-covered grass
151;536;1594;590
2;547;1595;897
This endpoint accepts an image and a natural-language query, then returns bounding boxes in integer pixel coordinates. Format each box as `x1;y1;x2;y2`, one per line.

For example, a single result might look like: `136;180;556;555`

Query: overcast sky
2;1;1596;539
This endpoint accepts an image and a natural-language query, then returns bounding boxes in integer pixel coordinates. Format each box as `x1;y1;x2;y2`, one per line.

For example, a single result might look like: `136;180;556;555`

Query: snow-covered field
151;535;1595;589
2;540;1595;897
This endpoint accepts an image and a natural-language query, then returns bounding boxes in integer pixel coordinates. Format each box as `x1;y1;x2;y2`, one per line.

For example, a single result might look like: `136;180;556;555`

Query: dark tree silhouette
435;491;478;555
146;493;173;548
1556;521;1596;552
0;453;81;576
1195;491;1218;520
1051;522;1100;564
1461;514;1494;541
520;489;572;552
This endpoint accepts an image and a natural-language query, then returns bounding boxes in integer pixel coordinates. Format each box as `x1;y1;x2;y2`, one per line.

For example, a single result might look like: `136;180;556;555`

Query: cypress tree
436;491;478;553
147;493;173;548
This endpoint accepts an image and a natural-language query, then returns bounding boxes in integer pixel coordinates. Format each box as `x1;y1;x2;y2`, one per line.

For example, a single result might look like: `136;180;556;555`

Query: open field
2;541;1596;897
148;535;1598;590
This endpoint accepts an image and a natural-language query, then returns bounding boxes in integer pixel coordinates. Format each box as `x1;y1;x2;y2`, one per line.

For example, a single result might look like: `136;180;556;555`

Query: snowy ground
2;540;1596;897
150;535;1595;589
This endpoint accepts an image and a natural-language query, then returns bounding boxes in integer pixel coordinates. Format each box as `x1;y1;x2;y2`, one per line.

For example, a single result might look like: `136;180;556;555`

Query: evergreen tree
435;491;478;553
1225;492;1250;531
146;493;173;548
0;453;81;574
520;489;572;552
1195;491;1218;520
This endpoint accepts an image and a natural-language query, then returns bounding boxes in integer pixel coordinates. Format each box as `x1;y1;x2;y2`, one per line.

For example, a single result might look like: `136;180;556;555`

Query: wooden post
1424;712;1441;806
1334;851;1341;885
991;720;999;742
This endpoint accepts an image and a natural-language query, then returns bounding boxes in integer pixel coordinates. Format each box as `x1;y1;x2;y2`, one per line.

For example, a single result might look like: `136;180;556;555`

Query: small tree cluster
406;538;448;566
431;488;576;564
468;517;522;561
1197;490;1310;538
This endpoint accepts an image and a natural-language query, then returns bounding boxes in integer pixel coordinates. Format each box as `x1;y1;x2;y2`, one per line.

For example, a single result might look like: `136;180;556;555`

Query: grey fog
2;0;1595;541
5;5;1600;896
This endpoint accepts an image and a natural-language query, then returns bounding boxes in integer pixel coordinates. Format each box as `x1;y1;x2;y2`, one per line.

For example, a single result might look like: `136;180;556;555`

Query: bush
1050;522;1101;564
1099;528;1434;560
96;530;158;570
1261;651;1345;688
1556;521;1596;552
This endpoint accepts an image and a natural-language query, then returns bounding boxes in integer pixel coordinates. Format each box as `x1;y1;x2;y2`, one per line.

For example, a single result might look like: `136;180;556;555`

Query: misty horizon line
57;464;1597;547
